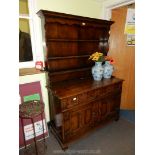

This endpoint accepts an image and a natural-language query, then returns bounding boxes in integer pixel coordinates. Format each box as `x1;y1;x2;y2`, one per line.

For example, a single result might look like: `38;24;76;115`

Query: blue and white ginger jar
103;61;114;78
92;62;104;81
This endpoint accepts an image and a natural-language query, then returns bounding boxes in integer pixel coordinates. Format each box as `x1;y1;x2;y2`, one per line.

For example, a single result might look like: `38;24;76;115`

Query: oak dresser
38;10;123;149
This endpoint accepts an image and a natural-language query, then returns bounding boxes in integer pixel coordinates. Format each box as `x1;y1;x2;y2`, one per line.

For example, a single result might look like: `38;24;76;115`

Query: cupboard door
92;100;108;126
70;111;82;136
63;104;93;142
92;101;99;126
98;100;108;121
83;104;93;127
70;104;93;136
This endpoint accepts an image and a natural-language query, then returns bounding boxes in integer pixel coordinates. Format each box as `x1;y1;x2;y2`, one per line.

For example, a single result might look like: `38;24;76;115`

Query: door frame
102;0;135;20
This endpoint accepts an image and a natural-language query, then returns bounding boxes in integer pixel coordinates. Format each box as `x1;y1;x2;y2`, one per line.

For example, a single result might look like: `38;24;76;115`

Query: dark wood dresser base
47;77;123;150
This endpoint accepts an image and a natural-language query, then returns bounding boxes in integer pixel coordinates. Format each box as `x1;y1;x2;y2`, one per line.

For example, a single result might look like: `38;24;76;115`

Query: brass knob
73;97;77;101
82;22;86;26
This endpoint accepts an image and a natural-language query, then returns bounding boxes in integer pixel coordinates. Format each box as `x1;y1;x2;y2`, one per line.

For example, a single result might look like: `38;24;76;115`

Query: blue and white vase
92;62;104;81
103;61;114;79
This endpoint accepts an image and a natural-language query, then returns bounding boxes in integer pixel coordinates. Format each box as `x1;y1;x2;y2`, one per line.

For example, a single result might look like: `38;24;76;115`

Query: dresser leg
62;144;68;151
50;121;68;150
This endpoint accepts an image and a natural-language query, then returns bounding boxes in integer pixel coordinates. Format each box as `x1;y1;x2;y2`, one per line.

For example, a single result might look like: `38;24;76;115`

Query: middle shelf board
46;39;100;42
47;55;89;60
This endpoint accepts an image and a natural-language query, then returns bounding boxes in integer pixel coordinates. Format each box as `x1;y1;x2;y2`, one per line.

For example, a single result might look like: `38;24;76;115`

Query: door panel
63;103;93;141
92;100;108;126
70;112;81;132
92;101;99;126
99;101;107;121
84;108;92;124
109;6;135;109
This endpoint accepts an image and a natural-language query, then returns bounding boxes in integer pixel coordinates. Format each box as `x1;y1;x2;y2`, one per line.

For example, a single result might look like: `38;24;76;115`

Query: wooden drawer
61;83;122;110
103;83;122;95
61;92;88;110
87;84;121;102
61;96;78;110
95;88;103;98
87;90;96;101
78;93;87;102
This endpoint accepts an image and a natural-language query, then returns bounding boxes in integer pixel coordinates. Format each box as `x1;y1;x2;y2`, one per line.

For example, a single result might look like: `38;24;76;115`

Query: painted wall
19;0;30;34
19;19;30;34
35;0;103;19
19;0;29;14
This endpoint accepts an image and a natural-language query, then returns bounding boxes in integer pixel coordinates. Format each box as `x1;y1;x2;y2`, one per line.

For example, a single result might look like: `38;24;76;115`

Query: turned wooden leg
50;123;68;151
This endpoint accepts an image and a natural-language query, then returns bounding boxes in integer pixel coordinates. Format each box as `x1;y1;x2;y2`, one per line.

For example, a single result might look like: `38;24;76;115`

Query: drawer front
62;96;78;110
61;82;122;110
61;93;88;110
102;83;122;95
87;83;122;101
87;90;96;101
78;92;87;102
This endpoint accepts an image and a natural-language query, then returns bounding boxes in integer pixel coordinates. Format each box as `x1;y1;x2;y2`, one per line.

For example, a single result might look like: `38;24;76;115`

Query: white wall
35;0;103;19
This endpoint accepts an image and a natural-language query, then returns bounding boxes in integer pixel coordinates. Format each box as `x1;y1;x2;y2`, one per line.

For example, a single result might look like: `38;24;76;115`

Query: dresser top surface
48;77;123;99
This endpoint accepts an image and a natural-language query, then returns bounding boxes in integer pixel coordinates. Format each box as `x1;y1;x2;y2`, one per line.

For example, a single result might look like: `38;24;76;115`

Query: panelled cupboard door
92;100;108;126
109;6;135;109
63;104;93;142
61;91;122;143
98;101;108;121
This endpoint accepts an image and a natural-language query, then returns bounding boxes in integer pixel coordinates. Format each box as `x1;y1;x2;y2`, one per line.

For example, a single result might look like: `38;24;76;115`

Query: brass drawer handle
73;97;77;101
82;22;86;26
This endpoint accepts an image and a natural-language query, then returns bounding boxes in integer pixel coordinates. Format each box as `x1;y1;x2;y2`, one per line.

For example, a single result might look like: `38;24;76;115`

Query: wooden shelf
49;67;91;75
47;55;89;60
47;39;100;42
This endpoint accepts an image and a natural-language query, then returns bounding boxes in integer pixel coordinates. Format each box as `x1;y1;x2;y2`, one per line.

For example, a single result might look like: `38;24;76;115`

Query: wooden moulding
37;10;114;27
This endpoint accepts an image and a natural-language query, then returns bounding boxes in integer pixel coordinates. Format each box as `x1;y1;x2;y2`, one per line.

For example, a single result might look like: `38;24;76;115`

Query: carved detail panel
63;104;93;141
99;101;107;121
